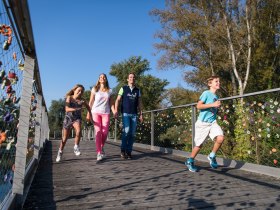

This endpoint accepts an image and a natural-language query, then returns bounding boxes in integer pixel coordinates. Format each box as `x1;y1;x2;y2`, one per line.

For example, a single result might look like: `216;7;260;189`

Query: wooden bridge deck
23;139;280;209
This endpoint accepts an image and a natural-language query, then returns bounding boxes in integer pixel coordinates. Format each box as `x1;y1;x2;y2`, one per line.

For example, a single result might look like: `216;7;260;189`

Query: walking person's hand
113;111;118;119
86;112;91;121
139;114;143;123
213;100;221;108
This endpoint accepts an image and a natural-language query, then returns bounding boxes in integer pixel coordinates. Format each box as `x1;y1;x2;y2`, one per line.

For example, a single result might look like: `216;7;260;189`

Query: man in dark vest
114;73;143;159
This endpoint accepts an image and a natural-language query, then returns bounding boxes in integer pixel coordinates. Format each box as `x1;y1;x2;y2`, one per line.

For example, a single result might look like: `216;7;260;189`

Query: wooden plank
23;139;280;209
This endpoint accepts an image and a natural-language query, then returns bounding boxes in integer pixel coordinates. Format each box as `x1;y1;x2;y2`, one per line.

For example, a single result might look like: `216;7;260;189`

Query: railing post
13;55;35;208
34;94;42;160
191;105;196;149
40;107;45;145
90;126;93;140
41;108;47;145
114;118;117;142
46;111;50;141
88;127;91;140
82;128;85;140
151;111;154;149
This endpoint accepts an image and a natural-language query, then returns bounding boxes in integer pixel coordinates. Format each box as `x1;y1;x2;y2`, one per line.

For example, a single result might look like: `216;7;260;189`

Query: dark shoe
185;158;198;172
207;155;218;169
126;152;132;160
121;151;126;159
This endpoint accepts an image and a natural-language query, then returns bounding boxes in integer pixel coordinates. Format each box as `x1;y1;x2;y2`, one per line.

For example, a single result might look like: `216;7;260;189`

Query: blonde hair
207;75;219;87
94;73;110;92
65;84;85;98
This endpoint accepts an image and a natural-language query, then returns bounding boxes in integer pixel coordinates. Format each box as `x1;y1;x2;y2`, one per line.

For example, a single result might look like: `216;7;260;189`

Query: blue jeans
121;113;137;153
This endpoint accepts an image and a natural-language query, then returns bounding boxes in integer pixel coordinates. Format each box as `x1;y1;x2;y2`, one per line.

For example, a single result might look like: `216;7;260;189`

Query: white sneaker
97;153;103;161
74;145;81;156
56;150;63;162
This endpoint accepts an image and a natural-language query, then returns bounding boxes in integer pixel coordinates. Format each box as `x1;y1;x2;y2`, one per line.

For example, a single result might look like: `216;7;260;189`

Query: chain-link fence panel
0;0;24;203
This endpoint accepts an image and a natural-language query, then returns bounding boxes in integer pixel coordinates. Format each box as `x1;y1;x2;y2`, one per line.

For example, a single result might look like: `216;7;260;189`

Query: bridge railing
111;88;280;175
0;0;49;209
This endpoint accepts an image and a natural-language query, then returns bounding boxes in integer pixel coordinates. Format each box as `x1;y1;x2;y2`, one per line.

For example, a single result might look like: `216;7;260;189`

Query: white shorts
194;120;223;146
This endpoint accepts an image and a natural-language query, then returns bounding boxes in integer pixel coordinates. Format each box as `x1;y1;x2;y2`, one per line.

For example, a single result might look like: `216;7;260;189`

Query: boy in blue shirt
185;76;224;172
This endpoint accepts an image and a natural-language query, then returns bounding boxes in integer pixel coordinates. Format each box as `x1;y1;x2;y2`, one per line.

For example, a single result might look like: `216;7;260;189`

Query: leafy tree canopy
166;87;200;106
109;56;169;110
48;99;65;132
151;0;280;96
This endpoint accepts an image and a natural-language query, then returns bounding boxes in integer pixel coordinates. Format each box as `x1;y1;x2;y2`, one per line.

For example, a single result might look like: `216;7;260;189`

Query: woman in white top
87;73;115;161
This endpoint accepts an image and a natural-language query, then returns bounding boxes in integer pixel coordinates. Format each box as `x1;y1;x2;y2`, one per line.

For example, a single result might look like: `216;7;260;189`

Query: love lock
0;131;7;144
1;78;11;89
18;59;24;70
13;52;17;61
8;69;16;79
6;85;12;94
0;69;5;82
3;97;12;105
0;24;12;50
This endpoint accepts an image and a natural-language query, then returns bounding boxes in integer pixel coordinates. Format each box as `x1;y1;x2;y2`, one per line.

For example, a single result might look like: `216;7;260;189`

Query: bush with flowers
215;95;280;167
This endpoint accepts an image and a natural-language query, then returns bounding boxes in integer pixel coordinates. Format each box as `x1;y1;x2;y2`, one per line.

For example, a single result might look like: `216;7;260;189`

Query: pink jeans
92;113;110;154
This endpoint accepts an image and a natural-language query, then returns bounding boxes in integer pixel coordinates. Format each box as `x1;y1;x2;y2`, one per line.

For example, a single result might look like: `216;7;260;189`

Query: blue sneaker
185;158;198;172
207;155;218;168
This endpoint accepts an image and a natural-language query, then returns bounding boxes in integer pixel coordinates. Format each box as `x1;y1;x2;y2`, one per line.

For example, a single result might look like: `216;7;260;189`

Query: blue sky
28;0;188;108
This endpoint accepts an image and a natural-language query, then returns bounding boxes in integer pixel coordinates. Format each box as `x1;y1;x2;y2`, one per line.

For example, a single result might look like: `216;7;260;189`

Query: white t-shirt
91;88;112;114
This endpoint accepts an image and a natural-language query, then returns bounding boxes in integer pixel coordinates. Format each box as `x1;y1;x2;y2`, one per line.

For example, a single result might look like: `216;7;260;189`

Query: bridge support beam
12;55;35;208
34;94;42;160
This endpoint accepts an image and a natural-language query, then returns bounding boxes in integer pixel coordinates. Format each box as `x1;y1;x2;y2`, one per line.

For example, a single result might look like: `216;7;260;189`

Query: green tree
151;0;280;96
249;0;280;91
166;86;200;106
48;99;65;133
109;56;169;110
81;89;92;127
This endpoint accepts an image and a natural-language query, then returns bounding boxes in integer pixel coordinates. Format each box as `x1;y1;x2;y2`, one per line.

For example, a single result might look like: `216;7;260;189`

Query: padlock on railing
8;69;16;79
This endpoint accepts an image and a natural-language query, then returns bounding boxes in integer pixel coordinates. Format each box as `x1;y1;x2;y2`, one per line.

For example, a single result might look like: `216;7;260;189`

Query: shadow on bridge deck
23;139;280;210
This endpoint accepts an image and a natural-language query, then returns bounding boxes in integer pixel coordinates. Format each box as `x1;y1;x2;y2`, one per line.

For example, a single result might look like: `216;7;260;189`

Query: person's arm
114;87;123;118
138;96;143;123
86;91;95;121
109;94;115;114
114;95;121;118
196;100;221;110
65;96;80;112
83;100;94;123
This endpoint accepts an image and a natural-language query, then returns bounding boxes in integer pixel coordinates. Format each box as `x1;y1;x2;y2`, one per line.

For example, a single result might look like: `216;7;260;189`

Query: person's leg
121;113;130;158
59;128;70;151
73;121;82;155
93;113;102;156
73;121;82;145
126;114;137;157
207;135;224;167
212;135;224;153
208;123;224;168
185;145;202;172
185;120;210;172
189;146;202;158
101;114;110;148
190;120;210;158
56;127;71;162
